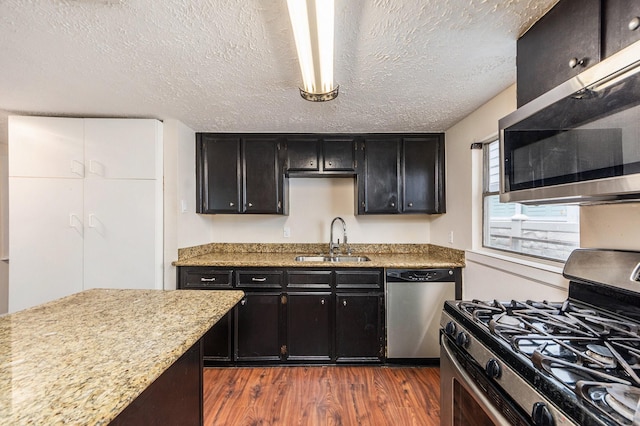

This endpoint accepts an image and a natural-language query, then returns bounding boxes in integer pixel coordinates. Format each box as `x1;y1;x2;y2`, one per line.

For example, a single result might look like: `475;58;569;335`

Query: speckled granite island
0;288;244;425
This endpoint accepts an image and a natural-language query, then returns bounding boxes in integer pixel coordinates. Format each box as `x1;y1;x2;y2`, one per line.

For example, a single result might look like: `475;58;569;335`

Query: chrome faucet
329;217;350;257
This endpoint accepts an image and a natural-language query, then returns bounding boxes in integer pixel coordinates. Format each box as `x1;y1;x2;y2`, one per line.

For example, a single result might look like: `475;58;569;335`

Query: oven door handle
440;335;514;425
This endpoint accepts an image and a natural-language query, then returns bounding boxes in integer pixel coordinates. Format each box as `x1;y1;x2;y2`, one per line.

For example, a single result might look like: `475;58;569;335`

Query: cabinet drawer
236;270;283;288
286;270;332;289
335;270;383;289
180;268;233;289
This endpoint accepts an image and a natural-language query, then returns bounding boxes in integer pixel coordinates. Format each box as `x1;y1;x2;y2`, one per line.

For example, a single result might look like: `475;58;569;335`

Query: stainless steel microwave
499;39;640;205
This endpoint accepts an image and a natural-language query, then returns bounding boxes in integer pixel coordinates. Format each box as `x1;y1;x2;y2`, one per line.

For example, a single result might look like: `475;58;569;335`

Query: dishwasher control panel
386;268;455;282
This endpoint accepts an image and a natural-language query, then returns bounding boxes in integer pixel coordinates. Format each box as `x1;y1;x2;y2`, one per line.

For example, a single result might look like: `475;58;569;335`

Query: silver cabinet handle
251;277;267;282
241;299;246;306
569;57;585;69
343;300;347;306
248;202;253;207
200;277;216;282
630;17;640;31
408;202;413;207
321;299;325;305
229;202;234;207
390;202;395;207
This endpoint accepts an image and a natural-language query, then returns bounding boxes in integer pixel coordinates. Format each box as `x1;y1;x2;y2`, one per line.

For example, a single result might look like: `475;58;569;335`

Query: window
483;140;579;261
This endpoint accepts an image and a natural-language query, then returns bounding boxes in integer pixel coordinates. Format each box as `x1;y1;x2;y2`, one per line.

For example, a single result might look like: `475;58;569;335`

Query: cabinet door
8;116;84;178
83;179;161;290
286;138;320;172
323;138;355;171
286;292;332;361
196;135;241;213
202;311;233;362
335;293;383;362
8;177;84;312
402;136;445;214
235;292;282;361
358;138;400;214
603;0;640;58
516;0;601;106
243;138;283;214
84;119;161;179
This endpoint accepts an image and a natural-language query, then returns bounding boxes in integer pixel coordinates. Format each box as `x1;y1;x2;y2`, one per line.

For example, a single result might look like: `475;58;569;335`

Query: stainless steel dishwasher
386;268;460;360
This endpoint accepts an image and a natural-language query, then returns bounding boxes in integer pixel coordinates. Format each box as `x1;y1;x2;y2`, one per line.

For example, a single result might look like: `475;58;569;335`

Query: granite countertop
173;243;465;269
0;288;244;425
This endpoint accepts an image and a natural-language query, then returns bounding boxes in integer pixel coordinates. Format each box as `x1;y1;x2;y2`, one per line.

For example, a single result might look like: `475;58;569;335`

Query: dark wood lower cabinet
234;292;282;362
286;292;332;361
335;292;384;362
178;266;385;365
111;339;203;425
202;312;232;362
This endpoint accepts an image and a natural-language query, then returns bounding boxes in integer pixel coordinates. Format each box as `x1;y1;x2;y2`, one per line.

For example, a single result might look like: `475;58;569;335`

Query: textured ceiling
0;0;558;133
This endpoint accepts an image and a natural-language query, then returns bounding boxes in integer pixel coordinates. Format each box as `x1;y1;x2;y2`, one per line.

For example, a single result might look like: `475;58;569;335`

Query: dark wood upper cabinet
196;134;286;215
358;138;401;214
285;136;356;177
517;0;640;107
517;0;601;107
243;137;284;214
358;135;445;215
196;134;241;214
402;136;445;214
198;132;444;216
285;137;320;172
323;138;356;172
602;0;640;58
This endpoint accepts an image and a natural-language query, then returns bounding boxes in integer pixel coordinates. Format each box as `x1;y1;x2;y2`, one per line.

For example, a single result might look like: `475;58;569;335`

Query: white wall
204;178;431;244
581;203;640;251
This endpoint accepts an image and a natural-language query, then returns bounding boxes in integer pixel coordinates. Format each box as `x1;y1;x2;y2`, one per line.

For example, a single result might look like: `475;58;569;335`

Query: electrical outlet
283;226;291;238
448;231;454;244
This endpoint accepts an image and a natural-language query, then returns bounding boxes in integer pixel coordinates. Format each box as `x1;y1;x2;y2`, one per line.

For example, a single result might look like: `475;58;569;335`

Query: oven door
440;334;531;426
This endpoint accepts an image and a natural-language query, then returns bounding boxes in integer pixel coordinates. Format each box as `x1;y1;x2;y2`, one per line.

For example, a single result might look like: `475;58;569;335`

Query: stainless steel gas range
440;249;640;426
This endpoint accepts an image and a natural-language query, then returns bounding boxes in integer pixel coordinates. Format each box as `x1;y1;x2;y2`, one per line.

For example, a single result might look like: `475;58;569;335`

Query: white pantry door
8;116;84;178
84;119;160;180
83;179;161;290
8;177;84;312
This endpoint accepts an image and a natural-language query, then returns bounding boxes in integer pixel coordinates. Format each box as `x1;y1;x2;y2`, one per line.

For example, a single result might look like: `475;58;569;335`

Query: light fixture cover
287;0;338;101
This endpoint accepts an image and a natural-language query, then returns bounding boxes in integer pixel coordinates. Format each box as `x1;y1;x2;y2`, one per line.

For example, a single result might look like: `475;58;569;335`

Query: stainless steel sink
294;255;370;263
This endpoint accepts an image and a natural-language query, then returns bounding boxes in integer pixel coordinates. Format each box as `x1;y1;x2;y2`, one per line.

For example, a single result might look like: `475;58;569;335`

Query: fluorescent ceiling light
287;0;338;101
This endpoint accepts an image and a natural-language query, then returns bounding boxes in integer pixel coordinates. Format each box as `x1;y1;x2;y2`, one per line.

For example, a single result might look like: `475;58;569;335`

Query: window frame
481;139;579;263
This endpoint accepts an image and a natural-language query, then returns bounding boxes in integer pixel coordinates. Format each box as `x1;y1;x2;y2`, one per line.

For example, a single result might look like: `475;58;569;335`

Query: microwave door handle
440;336;512;425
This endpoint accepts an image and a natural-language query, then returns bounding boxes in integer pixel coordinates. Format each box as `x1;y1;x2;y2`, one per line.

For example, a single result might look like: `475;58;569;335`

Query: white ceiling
0;0;557;133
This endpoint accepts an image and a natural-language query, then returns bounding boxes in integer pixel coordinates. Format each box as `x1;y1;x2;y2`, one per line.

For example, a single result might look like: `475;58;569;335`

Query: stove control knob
444;321;457;336
456;331;469;348
532;402;555;426
485;358;501;379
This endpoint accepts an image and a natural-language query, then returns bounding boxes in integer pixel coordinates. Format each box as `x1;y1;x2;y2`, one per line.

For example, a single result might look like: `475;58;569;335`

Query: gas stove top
441;249;640;426
457;298;640;424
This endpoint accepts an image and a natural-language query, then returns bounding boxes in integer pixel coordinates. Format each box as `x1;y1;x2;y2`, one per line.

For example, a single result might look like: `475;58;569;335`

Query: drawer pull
200;277;216;282
629;17;640;31
251;277;267;282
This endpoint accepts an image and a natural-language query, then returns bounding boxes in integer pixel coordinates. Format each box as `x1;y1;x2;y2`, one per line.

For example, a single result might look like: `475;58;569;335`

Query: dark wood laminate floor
203;366;440;425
